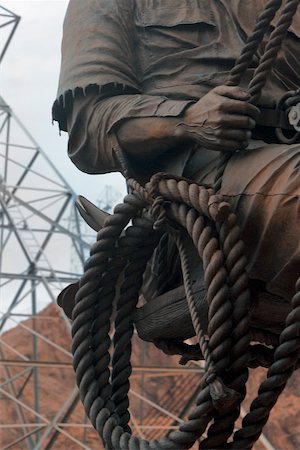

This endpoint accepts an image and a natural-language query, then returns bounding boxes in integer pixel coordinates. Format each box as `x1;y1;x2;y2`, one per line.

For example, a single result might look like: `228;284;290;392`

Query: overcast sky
1;0;126;204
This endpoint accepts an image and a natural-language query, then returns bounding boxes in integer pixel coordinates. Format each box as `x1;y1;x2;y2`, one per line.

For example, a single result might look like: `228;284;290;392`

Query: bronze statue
53;1;300;449
53;0;299;303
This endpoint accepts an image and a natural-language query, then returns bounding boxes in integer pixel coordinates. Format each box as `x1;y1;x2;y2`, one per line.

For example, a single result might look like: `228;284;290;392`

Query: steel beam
0;359;205;373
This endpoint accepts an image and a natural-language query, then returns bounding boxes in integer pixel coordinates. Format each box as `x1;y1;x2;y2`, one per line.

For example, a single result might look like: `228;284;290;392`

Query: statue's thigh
220;142;300;299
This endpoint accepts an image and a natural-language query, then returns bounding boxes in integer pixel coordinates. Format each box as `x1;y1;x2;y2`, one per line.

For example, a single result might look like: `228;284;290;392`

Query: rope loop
71;172;256;449
71;169;300;450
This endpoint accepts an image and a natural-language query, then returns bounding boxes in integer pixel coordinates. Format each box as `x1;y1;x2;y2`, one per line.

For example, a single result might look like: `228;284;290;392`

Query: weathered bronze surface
53;2;300;449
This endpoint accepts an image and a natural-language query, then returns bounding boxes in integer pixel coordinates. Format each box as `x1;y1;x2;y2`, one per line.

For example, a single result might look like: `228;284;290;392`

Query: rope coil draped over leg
71;171;300;450
71;176;251;449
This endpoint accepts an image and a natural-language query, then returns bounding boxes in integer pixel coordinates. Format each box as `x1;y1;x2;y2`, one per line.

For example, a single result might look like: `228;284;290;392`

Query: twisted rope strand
112;219;160;429
199;214;251;449
230;277;300;450
214;0;299;193
249;0;300;103
227;0;283;86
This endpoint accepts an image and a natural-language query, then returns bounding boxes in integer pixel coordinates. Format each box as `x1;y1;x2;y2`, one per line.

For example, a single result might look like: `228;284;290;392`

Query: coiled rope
71;1;300;449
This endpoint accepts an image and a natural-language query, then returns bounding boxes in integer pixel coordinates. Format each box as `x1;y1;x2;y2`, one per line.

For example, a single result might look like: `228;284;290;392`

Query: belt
257;107;292;129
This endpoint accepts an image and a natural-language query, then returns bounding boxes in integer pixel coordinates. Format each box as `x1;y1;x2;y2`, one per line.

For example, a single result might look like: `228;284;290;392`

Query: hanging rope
214;0;299;192
71;174;300;450
203;1;300;447
70;1;300;449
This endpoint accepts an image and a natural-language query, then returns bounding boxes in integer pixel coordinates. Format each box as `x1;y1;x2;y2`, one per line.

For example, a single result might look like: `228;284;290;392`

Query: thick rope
227;0;283;87
168;199;250;449
248;0;300;103
208;0;300;436
158;183;234;387
199;214;251;449
155;178;251;449
173;216;240;412
214;0;299;193
111;218;161;429
71;180;248;449
230;276;300;450
71;176;300;450
206;2;300;444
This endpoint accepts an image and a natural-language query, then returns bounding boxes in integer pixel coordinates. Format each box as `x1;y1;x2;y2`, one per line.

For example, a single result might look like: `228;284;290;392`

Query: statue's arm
65;92;193;174
56;0;261;175
116;86;260;157
115;117;191;160
66;86;259;174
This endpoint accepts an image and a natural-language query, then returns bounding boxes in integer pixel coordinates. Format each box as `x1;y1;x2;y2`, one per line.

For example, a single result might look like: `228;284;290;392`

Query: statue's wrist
174;120;204;145
173;120;195;143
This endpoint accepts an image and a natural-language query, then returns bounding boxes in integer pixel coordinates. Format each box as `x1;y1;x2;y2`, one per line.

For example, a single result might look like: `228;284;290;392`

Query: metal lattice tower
0;5;93;448
0;5;280;450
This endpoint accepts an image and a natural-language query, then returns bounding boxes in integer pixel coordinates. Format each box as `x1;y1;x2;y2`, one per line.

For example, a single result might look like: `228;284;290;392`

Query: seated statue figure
53;0;300;319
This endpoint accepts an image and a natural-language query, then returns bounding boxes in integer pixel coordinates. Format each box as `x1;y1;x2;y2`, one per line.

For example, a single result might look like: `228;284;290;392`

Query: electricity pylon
0;5;92;448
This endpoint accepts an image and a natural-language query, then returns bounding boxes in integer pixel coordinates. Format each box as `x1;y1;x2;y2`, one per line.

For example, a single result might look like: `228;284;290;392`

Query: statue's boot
57;196;110;318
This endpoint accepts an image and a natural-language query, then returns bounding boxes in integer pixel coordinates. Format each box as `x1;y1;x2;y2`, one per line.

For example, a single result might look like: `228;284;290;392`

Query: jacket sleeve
52;0;140;131
53;0;193;174
66;91;192;174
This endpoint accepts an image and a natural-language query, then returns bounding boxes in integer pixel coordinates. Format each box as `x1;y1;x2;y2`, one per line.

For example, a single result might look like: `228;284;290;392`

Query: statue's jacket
53;0;300;300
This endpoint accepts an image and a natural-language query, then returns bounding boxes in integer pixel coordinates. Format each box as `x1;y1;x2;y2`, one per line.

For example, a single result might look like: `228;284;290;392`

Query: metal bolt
288;103;300;131
290;110;298;121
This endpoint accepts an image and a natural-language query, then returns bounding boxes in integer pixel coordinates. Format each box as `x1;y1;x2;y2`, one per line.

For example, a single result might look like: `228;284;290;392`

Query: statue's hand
182;85;260;151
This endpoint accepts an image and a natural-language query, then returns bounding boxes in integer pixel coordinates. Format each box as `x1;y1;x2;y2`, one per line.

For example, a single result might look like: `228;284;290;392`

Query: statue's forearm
115;116;191;161
66;92;193;173
116;86;259;159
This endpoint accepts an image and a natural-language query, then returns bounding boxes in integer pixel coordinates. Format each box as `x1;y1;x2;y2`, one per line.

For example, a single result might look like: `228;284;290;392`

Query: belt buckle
288;103;300;132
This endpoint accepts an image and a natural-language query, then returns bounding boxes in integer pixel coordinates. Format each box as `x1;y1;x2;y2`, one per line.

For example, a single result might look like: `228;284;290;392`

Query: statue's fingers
221;115;256;129
216;129;252;142
221;100;260;120
214;85;250;101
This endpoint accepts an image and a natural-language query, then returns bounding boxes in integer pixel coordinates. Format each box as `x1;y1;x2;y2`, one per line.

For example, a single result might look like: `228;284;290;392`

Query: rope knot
205;374;241;413
148;172;168;197
154;339;204;365
208;196;231;222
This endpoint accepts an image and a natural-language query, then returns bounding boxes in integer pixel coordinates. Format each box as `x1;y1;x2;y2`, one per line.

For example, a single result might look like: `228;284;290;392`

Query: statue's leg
219;141;300;301
142;231;204;302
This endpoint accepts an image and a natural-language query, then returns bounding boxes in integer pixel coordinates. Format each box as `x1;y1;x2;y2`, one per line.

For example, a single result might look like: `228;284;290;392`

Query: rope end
209;377;241;412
